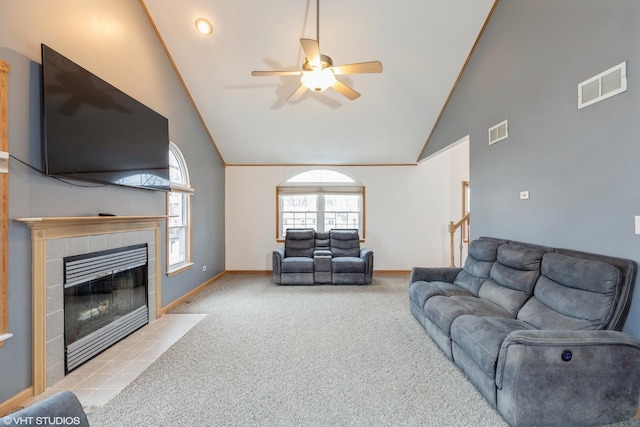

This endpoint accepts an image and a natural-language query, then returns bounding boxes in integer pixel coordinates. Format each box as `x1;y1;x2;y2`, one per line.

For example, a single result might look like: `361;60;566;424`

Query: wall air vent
578;62;627;109
488;120;508;145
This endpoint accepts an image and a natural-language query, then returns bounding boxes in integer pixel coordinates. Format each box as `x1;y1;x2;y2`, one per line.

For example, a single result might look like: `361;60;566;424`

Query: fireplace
63;244;149;372
15;215;165;395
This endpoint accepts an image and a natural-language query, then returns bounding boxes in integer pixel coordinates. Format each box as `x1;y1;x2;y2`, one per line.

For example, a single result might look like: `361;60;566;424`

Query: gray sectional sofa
273;228;373;285
409;237;640;426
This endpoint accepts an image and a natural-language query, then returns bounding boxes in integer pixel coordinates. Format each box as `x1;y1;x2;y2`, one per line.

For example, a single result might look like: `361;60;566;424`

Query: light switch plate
520;191;530;200
635;216;640;235
0;151;8;174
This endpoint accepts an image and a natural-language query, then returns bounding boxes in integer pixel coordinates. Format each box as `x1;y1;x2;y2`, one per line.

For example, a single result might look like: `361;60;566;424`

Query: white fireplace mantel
14;215;166;396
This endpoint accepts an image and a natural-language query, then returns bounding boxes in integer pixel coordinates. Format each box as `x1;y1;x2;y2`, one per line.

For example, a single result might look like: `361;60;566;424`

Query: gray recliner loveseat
409;237;640;426
273;228;373;285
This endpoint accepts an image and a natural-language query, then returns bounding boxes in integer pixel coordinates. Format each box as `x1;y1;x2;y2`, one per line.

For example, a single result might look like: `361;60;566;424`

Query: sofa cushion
315;231;331;251
284;229;316;258
517;252;622;330
330;229;360;257
332;256;365;273
469;238;502;262
451;315;535;380
424;295;513;335
409;281;474;311
282;257;314;273
453;239;501;296
477;244;545;316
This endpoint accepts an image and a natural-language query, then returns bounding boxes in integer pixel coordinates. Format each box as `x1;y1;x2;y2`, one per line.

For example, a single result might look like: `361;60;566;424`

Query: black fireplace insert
63;244;149;372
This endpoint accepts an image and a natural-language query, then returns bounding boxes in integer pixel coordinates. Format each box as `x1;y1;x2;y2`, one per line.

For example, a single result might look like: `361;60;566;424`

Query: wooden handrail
448;212;470;267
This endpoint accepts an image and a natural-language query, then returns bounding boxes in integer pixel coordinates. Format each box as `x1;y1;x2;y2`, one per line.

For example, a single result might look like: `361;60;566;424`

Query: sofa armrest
496;329;640;386
409;267;462;284
495;329;640;425
272;249;284;284
8;391;89;427
273;249;284;266
360;248;374;284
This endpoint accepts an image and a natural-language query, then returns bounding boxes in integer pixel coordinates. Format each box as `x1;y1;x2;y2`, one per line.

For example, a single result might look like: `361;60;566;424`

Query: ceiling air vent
488;120;508;145
578;62;627;109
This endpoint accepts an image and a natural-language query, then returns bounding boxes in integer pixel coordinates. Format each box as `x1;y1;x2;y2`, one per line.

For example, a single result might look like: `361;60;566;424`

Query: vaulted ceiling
141;0;496;165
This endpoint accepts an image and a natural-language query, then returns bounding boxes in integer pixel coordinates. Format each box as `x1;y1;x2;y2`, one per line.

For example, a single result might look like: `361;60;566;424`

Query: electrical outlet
635;216;640;235
202;265;207;271
520;191;530;200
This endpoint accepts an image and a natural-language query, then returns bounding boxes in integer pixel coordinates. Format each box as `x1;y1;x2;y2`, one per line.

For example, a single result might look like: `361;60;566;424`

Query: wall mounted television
41;44;170;191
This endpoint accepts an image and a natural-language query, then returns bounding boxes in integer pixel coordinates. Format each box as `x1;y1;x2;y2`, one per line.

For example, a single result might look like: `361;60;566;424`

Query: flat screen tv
41;44;170;191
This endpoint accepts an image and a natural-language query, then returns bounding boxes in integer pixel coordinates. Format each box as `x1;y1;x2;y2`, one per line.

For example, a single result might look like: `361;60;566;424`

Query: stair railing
448;212;470;267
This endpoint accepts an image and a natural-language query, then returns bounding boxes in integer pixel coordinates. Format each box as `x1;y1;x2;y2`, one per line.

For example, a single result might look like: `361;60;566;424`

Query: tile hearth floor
26;313;205;408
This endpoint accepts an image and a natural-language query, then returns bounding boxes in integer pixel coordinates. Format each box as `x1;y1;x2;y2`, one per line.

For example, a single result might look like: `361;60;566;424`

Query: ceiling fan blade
288;85;308;102
332;80;360;100
331;61;383;75
252;70;302;76
300;38;320;66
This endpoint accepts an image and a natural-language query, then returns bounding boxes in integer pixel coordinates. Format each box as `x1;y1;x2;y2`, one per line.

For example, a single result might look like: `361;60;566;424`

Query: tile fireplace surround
15;216;166;397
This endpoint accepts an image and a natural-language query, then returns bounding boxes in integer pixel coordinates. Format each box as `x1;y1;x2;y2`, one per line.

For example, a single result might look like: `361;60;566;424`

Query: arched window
167;142;194;275
276;169;365;240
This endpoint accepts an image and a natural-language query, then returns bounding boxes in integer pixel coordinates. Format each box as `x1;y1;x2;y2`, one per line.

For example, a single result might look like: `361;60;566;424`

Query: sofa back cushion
284;229;315;258
518;252;622;330
315;231;330;252
330;229;360;257
478;244;545;316
453;239;501;296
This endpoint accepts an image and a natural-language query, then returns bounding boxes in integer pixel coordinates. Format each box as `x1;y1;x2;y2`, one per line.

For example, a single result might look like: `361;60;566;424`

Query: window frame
166;142;195;276
276;170;366;242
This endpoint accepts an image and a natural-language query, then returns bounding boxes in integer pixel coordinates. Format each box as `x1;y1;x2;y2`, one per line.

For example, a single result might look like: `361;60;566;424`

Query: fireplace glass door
64;266;147;346
63;243;149;372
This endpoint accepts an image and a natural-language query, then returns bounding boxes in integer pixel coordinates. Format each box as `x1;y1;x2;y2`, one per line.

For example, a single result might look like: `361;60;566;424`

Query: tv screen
41;44;170;191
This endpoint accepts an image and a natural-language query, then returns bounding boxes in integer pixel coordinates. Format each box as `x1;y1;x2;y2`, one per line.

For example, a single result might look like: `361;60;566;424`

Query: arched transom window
276;169;365;239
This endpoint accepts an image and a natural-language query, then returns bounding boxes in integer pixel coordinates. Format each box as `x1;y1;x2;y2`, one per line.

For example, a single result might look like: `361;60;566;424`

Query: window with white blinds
276;170;364;239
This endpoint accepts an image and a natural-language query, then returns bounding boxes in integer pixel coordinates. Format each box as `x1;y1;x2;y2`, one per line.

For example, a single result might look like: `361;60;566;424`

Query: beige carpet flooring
85;274;640;427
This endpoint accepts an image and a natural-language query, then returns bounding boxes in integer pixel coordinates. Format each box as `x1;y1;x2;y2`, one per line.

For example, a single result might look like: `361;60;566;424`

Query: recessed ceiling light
195;18;213;35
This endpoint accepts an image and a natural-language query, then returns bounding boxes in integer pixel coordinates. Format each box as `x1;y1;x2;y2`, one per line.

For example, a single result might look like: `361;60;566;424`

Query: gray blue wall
0;1;225;403
421;0;640;338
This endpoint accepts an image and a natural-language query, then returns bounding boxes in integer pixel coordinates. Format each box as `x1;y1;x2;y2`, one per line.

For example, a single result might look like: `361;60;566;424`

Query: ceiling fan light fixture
250;0;381;101
195;18;213;35
301;68;336;92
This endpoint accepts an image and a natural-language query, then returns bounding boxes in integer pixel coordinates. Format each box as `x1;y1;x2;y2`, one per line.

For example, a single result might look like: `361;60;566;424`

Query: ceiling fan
251;0;383;101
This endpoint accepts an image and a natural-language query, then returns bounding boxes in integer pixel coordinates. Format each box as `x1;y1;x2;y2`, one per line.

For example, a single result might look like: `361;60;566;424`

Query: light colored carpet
86;274;640;427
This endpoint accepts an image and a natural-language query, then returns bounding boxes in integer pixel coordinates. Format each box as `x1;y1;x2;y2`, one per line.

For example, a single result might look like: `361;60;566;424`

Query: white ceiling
142;0;495;165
